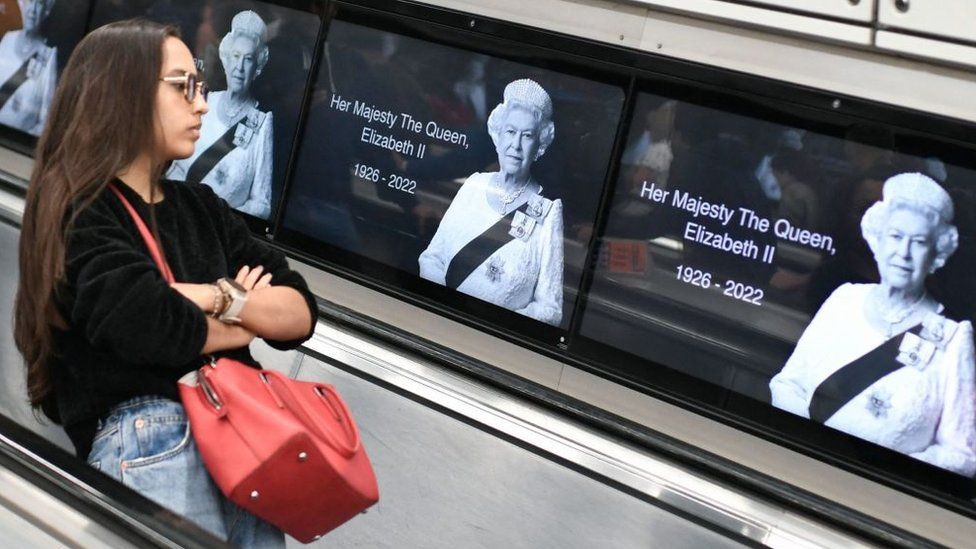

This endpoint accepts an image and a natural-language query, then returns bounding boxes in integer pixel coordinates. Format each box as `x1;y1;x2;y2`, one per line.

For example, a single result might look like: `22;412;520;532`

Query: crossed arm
172;265;312;354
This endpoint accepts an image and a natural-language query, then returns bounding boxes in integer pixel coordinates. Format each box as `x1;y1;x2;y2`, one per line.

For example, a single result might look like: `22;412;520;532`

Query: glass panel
0;0;92;138
90;0;322;222
580;89;976;478
281;19;625;330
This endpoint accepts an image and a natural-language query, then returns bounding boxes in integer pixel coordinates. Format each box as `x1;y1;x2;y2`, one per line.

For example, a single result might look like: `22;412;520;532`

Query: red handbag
109;184;379;542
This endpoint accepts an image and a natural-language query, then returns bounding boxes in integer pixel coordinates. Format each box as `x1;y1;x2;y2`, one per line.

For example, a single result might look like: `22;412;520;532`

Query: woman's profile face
496;107;541;181
155;37;208;161
223;35;260;94
875;207;938;293
19;0;50;33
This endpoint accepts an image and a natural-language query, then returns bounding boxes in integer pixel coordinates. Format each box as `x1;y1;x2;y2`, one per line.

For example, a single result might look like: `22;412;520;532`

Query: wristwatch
216;277;248;324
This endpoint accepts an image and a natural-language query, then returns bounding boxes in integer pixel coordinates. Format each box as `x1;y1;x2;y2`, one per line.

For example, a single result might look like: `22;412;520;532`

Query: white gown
418;172;564;326
0;31;56;136
770;283;976;475
168;91;273;219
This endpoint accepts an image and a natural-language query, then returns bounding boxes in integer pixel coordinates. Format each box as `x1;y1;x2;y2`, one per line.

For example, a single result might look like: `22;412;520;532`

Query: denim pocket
125;416;192;469
119;417;226;535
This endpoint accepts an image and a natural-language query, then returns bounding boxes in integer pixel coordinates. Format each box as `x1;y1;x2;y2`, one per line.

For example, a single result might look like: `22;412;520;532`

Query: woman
418;78;564;326
167;10;273;219
14;20;316;546
770;172;976;476
0;0;57;136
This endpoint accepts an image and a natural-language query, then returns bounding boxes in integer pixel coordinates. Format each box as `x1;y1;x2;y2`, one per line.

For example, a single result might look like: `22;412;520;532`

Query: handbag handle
197;366;229;418
108;183;175;283
262;370;361;457
312;383;361;455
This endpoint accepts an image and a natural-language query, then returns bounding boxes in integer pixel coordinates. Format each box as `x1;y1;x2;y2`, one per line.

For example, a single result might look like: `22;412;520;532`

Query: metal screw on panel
831;99;842;109
894;0;910;13
298;452;308;462
251;490;259;499
469;19;475;28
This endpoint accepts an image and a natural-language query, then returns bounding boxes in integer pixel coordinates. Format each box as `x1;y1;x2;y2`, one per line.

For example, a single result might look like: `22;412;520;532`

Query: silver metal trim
304;323;874;548
0;430;185;549
198;371;223;411
0;184;24;225
0;466;136;548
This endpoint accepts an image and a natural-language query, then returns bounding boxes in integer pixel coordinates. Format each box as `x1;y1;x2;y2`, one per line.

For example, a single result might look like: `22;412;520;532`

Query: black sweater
49;180;317;459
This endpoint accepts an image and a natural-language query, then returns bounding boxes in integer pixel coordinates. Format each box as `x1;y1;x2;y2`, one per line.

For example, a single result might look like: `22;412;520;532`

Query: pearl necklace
492;174;530;206
220;95;254;124
875;289;926;336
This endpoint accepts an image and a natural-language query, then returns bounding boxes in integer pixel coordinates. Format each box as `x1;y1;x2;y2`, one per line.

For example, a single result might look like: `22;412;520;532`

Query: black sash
809;324;924;423
0;55;35;111
445;202;529;290
186;123;238;183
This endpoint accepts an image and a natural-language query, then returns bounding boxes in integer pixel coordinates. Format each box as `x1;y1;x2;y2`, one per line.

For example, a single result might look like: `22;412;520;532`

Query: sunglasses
160;71;209;103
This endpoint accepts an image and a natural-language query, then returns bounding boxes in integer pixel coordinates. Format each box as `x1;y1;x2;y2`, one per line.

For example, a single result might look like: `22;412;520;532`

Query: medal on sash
26;56;41;80
232;111;262;149
509;211;536;242
895;332;936;370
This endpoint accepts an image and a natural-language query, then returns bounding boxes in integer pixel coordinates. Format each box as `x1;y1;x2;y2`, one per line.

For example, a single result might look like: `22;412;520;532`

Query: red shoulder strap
108;183;175;284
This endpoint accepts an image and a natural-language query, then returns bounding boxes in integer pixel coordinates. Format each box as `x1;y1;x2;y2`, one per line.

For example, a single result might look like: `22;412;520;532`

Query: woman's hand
169;266;309;343
170;264;271;315
235;265;272;291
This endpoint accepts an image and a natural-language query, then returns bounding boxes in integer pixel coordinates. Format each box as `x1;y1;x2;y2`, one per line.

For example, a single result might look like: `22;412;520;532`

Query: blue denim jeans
85;396;285;548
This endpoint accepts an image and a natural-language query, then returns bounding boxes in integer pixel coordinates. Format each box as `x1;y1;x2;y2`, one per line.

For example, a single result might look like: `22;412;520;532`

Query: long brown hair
14;19;180;413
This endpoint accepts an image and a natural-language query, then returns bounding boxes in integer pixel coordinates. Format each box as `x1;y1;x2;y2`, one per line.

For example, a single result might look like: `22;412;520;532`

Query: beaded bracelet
210;284;225;318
